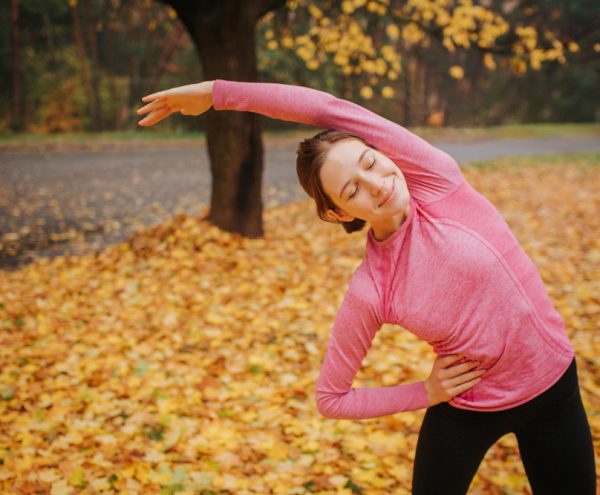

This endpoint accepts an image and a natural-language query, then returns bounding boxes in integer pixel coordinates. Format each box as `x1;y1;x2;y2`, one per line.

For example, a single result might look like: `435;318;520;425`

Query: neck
371;201;411;242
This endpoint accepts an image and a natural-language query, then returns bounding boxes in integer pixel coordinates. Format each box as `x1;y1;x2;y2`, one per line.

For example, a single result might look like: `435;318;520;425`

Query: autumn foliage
263;0;598;100
1;153;598;493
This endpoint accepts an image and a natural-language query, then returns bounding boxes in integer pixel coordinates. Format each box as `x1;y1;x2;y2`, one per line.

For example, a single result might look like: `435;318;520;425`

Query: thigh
515;386;596;495
412;403;508;495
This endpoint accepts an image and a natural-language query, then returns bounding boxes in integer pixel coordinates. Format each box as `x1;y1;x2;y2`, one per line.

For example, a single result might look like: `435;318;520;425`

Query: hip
427;357;580;426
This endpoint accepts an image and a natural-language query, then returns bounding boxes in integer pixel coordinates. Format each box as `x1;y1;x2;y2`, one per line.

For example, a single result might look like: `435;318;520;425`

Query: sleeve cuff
212;79;227;111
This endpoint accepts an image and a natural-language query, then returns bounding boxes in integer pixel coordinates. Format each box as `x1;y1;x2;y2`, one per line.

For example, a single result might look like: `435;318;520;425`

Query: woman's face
319;138;410;231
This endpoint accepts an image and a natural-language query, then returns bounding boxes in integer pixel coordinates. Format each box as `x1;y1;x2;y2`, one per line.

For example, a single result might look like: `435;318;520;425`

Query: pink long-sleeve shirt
212;79;575;419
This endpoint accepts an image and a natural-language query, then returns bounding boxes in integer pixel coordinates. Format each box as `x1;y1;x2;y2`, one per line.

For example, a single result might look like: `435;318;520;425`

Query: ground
0;151;598;494
1;133;599;271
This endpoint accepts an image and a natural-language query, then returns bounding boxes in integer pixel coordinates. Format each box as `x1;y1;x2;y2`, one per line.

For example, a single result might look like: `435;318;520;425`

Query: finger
138;106;173;126
442;361;480;379
140;106;172;126
448;377;482;396
445;369;485;388
137;99;167;115
437;354;464;368
142;89;173;102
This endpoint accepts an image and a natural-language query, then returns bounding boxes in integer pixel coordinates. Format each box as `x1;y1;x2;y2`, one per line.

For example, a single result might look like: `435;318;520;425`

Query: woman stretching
136;80;596;494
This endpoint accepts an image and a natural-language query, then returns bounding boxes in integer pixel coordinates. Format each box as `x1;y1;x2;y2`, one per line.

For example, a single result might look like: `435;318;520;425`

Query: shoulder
343;263;382;311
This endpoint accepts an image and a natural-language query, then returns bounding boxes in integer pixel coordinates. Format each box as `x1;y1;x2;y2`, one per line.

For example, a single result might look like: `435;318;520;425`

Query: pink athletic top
212;79;575;419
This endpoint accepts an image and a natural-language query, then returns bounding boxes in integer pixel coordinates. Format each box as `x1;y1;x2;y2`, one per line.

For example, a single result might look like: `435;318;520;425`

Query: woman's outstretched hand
137;81;215;127
424;354;486;406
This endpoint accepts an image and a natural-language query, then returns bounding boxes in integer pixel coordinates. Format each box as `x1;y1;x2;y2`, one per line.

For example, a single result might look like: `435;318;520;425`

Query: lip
379;178;396;207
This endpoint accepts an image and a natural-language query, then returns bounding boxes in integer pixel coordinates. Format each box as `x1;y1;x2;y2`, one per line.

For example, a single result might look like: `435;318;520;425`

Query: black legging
412;358;596;494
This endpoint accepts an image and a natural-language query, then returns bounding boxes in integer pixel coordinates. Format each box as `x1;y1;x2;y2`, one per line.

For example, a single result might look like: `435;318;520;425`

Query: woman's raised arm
137;78;447;171
211;80;462;184
138;79;464;204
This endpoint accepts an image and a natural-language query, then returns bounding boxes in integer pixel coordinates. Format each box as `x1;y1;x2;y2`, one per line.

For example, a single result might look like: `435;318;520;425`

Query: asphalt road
1;135;599;271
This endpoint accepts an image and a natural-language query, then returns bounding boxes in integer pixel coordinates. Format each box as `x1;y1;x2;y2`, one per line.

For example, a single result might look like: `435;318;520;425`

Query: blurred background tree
2;0;204;134
1;0;598;237
2;0;597;133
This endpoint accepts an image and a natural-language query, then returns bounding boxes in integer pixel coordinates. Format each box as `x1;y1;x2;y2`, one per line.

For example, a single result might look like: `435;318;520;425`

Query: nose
366;176;383;196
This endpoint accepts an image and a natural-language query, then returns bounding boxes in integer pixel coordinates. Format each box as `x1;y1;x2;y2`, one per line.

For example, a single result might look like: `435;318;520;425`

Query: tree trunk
164;0;284;238
83;0;102;131
70;2;95;131
159;0;285;237
10;0;24;132
103;0;119;128
197;6;264;237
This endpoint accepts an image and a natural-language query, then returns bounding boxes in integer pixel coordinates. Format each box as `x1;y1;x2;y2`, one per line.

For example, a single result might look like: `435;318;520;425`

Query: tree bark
10;0;24;132
83;0;102;131
196;3;264;237
70;1;95;131
163;0;285;238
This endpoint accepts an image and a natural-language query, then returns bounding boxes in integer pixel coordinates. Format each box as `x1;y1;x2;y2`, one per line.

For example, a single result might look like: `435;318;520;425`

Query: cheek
389;162;403;178
395;168;407;185
341;198;365;218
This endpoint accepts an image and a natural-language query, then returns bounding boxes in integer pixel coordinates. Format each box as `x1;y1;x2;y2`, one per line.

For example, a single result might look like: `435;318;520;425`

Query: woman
137;80;596;494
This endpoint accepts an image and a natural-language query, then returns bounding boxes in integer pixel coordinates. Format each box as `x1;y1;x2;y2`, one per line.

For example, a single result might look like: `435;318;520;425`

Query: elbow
315;391;343;419
445;153;463;177
316;401;335;419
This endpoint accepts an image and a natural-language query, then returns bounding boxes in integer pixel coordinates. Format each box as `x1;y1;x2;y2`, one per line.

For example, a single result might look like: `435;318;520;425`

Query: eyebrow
339;147;371;200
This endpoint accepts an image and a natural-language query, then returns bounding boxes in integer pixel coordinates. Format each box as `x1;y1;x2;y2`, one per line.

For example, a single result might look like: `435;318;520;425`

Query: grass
465;151;600;170
0;122;598;149
0;129;206;145
413;122;600;141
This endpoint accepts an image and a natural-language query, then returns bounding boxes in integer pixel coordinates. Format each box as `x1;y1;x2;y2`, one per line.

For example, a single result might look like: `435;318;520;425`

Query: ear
326;208;355;223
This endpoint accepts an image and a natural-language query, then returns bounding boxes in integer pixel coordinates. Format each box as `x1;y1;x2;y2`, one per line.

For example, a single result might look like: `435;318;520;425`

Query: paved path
440;135;600;163
1;136;598;271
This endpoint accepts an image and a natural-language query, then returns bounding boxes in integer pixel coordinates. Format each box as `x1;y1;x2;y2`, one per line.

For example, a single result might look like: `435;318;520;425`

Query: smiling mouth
379;179;395;207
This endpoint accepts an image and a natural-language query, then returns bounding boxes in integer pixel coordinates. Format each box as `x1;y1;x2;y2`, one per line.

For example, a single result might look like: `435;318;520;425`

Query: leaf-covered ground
1;153;598;494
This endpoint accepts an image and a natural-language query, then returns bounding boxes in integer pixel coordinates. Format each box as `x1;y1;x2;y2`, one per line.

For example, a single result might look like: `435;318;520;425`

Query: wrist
424;380;432;406
200;80;214;105
424;380;439;407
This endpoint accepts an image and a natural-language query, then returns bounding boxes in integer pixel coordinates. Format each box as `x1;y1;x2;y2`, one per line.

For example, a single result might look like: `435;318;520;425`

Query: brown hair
296;129;367;234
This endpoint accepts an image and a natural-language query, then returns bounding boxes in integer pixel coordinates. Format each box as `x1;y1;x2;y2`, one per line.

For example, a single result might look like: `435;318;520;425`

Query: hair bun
342;218;367;233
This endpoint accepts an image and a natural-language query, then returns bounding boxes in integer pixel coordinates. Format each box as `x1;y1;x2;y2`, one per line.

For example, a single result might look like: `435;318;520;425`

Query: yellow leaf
50;480;73;495
150;469;173;484
69;467;85;487
342;0;355;14
386;24;400;41
267;442;289;460
119;466;135;479
329;474;349;487
360;86;374;100
39;469;61;483
133;463;151;483
449;65;464;79
483;53;496;70
161;422;182;451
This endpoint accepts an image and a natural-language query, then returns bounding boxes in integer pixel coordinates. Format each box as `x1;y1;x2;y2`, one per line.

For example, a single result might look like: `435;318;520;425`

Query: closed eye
349;185;359;199
348;157;376;200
